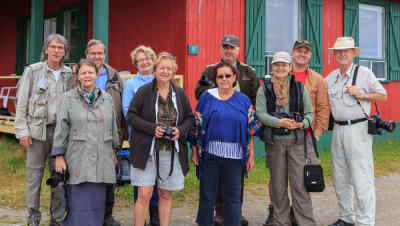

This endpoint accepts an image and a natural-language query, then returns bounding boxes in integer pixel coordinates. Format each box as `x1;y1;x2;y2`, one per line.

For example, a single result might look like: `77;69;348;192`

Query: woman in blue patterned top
187;62;261;226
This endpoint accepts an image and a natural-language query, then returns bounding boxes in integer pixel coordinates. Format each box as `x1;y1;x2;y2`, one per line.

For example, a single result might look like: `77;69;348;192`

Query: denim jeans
196;157;243;226
134;185;159;208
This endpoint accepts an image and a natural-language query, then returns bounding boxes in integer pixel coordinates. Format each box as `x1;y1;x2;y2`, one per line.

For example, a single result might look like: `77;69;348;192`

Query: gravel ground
1;174;399;225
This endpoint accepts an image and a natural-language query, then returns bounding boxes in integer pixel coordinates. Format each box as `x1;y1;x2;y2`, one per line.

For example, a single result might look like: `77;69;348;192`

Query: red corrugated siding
108;0;186;77
322;0;343;77
373;82;400;121
185;0;246;108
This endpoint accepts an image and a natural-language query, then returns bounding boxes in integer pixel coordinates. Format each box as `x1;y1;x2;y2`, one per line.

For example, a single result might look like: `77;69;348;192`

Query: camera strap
303;118;319;163
155;142;175;181
352;65;369;119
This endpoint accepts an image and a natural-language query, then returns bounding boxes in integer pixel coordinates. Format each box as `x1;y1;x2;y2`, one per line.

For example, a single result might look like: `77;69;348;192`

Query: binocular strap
155;142;175;181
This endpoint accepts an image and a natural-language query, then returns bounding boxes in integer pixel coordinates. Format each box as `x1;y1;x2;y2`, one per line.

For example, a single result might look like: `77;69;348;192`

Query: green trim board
245;0;266;78
29;0;44;64
302;0;323;74
93;0;109;63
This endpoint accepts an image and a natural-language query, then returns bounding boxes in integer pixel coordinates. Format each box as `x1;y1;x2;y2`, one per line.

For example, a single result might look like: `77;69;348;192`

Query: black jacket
126;79;195;176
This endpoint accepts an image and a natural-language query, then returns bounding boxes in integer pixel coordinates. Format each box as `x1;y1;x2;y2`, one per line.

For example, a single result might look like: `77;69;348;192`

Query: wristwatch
364;93;368;100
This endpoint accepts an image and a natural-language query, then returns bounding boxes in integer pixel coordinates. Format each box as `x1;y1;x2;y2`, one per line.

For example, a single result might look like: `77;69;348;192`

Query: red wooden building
0;0;399;147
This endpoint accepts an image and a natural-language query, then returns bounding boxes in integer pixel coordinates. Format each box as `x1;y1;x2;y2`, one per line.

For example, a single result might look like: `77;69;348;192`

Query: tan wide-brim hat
328;37;361;57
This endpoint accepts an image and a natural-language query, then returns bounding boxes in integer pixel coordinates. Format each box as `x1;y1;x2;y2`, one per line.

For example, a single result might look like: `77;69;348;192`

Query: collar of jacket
45;62;70;79
103;63;119;83
219;59;241;66
72;86;105;109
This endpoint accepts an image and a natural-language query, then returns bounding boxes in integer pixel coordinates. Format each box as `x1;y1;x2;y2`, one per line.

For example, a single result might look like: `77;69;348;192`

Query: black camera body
46;170;69;188
161;126;175;141
270;112;303;135
198;75;215;86
368;114;396;135
289;112;304;123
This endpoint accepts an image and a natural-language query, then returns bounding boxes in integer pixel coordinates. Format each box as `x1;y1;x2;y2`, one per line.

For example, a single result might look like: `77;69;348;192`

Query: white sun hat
328;37;361;57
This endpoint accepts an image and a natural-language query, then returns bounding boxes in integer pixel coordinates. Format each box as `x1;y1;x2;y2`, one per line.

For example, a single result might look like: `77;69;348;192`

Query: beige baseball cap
271;51;292;64
328;37;361;57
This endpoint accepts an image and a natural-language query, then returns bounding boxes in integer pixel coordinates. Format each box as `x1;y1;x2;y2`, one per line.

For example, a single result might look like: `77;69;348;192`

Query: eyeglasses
87;52;105;57
48;45;65;50
216;74;232;79
136;57;152;64
87;106;104;123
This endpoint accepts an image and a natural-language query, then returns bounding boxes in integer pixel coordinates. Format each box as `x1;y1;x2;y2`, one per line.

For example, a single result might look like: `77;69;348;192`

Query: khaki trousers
266;141;316;226
26;126;61;223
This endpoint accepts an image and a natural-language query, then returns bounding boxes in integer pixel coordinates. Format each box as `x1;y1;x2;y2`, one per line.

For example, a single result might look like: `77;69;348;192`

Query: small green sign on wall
188;44;198;55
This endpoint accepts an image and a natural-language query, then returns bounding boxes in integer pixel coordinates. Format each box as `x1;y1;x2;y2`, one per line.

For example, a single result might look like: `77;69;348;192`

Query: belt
334;118;367;126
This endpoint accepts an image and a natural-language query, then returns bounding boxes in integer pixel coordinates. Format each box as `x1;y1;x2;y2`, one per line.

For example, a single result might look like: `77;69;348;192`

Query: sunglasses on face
216;74;233;79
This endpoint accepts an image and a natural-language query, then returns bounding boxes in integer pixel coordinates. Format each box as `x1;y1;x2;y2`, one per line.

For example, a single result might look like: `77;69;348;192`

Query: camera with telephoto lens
46;170;69;188
368;114;396;135
198;75;215;86
161;126;175;141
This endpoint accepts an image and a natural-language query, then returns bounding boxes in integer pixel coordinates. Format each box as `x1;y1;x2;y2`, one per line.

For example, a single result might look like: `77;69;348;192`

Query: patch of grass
0;133;399;211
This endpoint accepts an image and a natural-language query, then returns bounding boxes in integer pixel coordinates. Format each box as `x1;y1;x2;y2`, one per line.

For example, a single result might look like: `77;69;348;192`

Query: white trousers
331;121;375;226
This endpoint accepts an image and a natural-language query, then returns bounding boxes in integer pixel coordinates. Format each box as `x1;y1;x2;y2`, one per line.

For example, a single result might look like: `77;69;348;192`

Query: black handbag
303;119;325;192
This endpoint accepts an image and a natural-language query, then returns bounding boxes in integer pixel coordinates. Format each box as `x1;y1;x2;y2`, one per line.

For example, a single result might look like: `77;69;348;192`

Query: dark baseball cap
221;35;240;47
293;40;312;51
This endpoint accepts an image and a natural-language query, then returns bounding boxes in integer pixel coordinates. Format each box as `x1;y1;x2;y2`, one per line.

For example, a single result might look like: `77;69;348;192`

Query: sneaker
240;215;249;226
290;206;298;226
263;204;275;226
49;218;62;226
213;215;224;226
328;219;355;226
103;215;121;226
149;207;160;226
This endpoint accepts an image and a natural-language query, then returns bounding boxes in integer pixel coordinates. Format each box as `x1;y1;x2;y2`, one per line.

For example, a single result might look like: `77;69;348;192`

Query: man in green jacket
195;35;260;226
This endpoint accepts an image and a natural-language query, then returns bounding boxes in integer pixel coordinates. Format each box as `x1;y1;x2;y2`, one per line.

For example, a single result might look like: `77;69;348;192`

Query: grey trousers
26;126;62;223
266;141;316;226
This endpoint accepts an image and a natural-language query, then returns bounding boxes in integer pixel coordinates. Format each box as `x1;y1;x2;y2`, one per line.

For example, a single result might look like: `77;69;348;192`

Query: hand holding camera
155;126;180;141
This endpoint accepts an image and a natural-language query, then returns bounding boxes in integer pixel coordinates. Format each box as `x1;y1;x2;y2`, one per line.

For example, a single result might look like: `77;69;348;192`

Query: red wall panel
107;0;186;77
185;0;246;108
322;0;343;77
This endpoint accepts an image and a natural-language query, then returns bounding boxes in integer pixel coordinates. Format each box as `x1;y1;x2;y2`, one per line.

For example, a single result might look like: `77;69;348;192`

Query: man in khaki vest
15;34;72;226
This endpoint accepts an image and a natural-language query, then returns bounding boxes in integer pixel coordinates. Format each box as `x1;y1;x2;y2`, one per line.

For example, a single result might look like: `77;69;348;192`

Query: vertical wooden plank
30;0;44;64
322;0;343;77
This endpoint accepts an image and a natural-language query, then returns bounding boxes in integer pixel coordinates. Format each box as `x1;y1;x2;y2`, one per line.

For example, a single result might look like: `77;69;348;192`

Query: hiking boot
328;219;355;226
149;207;160;226
213;215;224;226
263;204;275;226
49;218;62;226
240;214;249;226
290;206;298;226
27;220;40;226
103;215;121;226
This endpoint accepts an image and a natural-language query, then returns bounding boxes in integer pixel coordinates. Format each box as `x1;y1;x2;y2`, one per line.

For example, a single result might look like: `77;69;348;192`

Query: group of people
14;33;387;226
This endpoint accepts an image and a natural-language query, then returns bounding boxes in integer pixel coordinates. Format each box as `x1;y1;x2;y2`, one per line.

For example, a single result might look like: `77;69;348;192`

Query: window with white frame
359;3;386;80
265;0;300;78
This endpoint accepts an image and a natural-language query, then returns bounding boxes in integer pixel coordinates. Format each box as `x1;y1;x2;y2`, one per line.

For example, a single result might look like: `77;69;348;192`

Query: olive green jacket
195;60;260;105
51;87;119;185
